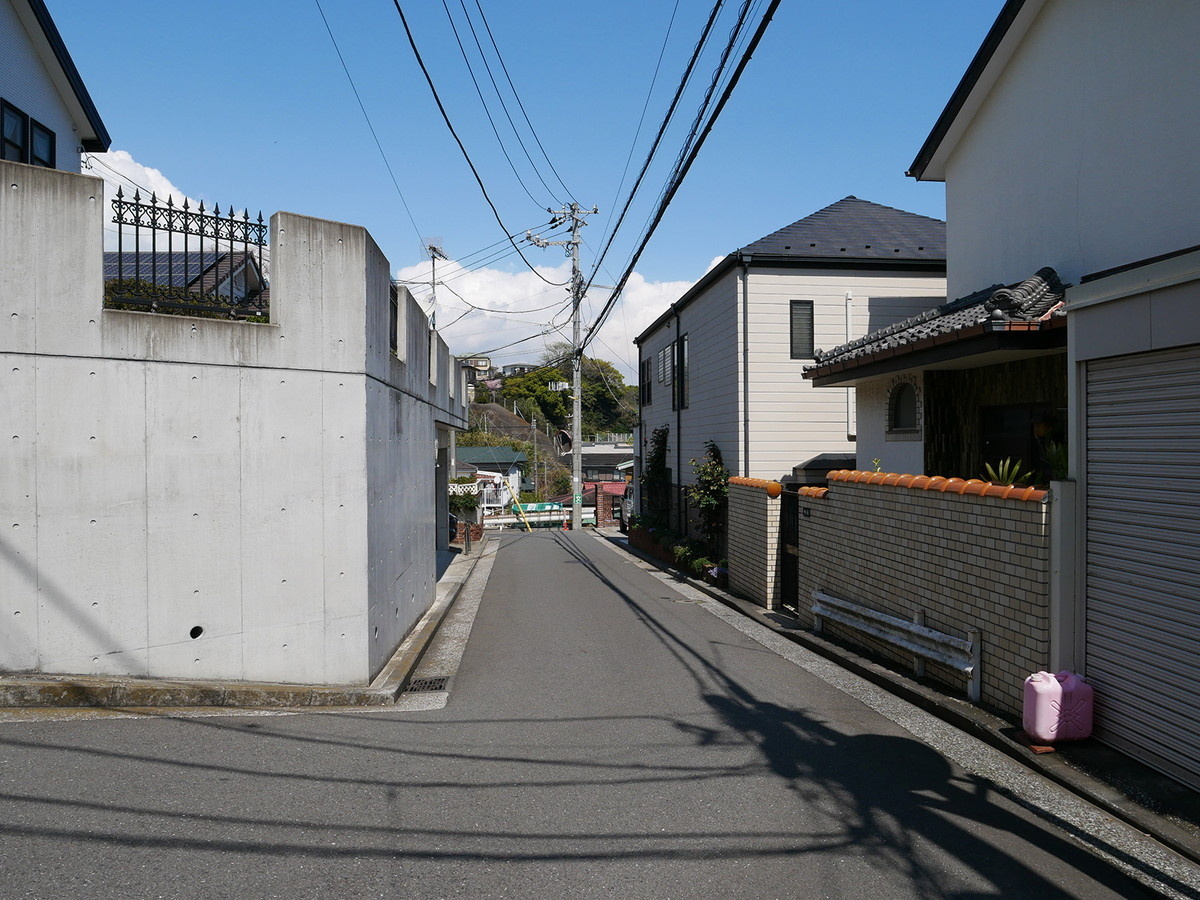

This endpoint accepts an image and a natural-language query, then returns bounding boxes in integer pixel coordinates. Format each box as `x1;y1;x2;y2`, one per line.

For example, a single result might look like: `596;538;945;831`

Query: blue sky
52;0;1003;375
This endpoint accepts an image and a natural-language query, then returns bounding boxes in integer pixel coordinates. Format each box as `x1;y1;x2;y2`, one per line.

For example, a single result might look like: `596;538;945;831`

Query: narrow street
0;531;1194;898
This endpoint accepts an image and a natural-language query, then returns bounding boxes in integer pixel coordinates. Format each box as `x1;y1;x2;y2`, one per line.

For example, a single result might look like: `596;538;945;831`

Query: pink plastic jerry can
1023;671;1094;743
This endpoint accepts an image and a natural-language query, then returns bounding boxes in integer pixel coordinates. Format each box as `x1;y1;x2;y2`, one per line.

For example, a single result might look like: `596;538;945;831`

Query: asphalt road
0;531;1192;898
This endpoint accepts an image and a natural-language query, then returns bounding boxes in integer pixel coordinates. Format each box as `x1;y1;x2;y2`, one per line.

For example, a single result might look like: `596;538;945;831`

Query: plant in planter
982;457;1034;486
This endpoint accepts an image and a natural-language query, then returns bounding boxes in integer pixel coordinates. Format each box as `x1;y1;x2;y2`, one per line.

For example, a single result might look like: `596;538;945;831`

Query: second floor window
790;299;815;359
2;101;54;168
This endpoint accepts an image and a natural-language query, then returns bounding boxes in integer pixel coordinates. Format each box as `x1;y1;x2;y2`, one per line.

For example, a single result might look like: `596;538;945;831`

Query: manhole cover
405;676;449;693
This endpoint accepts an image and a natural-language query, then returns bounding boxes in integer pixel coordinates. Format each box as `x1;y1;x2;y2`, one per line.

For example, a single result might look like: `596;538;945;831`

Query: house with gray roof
634;196;946;528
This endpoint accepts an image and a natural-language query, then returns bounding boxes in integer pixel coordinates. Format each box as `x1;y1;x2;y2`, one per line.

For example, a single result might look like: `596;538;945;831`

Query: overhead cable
314;0;424;248
390;0;568;287
581;0;782;352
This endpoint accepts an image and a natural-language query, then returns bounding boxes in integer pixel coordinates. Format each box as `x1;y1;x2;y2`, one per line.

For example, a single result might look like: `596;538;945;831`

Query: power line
584;0;726;294
440;0;547;208
598;0;683;255
452;0;566;206
314;0;424;249
470;0;576;203
581;0;782;352
390;0;568;288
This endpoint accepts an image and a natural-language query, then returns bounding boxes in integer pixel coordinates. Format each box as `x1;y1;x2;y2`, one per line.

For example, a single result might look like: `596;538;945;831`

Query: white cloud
83;150;229;251
396;257;694;380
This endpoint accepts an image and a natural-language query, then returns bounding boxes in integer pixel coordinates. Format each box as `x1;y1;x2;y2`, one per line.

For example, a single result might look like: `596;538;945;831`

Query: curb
0;535;490;710
593;529;1200;869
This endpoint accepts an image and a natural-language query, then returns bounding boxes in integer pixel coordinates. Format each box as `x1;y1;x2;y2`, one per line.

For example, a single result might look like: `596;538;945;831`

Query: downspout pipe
675;310;683;534
740;253;752;477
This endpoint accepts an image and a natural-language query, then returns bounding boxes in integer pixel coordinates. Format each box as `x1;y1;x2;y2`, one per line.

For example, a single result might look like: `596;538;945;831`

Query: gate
778;489;800;613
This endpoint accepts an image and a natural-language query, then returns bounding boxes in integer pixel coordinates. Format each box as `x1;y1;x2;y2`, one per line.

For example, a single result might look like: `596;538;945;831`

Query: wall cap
827;469;1048;502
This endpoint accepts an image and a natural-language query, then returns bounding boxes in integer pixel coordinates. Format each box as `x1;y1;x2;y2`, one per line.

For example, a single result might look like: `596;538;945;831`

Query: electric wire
440;0;547;208
597;0;682;256
390;0;568;287
453;0;564;206
471;0;576;202
581;0;782;352
314;0;424;249
583;0;726;294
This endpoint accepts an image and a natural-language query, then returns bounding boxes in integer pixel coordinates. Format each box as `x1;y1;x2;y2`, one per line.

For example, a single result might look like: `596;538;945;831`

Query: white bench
811;590;981;703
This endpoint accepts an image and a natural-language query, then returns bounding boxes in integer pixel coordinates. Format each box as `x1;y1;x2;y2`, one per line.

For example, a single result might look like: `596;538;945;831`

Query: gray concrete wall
0;161;466;684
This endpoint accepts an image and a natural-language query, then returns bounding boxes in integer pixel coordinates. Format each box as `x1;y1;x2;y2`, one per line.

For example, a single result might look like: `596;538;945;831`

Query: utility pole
528;203;596;530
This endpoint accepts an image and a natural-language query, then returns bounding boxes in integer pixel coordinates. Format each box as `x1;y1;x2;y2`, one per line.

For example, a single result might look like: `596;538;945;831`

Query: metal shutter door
1085;343;1200;789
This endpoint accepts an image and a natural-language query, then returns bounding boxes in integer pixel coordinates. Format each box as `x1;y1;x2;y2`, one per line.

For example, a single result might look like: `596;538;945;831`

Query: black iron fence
105;188;269;320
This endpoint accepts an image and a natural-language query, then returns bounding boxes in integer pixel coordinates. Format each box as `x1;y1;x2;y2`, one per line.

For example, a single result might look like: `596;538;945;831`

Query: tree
536;342;637;436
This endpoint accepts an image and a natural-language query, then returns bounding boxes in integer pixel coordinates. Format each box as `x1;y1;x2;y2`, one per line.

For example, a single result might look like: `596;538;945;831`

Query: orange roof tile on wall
826;470;1046;502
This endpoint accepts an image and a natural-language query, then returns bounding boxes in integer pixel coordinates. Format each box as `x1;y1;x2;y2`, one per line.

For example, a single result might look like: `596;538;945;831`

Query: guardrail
811;590;981;702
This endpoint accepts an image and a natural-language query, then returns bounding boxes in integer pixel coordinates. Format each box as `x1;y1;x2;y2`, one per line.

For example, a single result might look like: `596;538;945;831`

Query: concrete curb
592;528;1200;868
0;535;490;710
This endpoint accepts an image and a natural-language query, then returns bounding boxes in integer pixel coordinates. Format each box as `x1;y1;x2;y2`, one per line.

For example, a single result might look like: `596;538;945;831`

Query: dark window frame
1;100;55;169
677;333;689;409
790;299;815;360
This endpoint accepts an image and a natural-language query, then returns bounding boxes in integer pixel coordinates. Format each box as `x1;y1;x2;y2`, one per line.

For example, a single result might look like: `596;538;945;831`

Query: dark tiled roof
739;196;946;261
456;447;528;468
102;251;255;287
808;267;1066;372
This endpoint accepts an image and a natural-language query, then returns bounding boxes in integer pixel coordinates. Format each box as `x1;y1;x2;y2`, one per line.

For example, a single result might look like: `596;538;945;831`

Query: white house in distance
1;0;109;170
810;0;1200;791
634;197;946;527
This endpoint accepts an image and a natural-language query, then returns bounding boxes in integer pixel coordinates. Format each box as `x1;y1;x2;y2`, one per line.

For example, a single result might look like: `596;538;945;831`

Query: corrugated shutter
1085;343;1200;789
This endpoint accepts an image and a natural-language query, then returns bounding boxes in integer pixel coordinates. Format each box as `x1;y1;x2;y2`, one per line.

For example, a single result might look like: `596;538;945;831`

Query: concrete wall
0;161;467;684
726;479;781;608
788;472;1052;716
0;0;82;172
943;0;1200;298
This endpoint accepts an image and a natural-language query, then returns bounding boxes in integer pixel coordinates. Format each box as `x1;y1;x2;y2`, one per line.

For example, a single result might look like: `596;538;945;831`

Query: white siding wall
944;0;1200;298
745;269;945;481
0;0;85;172
638;268;741;487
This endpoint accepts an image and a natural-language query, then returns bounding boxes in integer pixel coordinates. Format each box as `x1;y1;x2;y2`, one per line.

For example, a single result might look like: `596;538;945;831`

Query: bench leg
967;628;981;703
913;610;926;678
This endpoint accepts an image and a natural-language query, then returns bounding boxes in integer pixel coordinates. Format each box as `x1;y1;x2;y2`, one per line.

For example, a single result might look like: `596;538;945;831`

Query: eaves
806;317;1066;386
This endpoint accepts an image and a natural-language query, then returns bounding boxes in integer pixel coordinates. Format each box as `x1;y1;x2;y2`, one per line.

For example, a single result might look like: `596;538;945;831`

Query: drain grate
405;676;449;693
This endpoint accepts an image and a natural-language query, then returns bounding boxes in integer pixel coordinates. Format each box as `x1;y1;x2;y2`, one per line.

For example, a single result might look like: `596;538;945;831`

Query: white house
810;0;1200;790
634;197;946;527
1;0;109;170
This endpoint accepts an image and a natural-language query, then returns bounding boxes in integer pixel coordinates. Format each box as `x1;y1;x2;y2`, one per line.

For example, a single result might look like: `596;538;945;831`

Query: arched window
889;382;918;431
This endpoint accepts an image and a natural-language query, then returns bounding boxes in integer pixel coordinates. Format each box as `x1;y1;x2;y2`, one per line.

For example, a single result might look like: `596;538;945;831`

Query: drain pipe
675;309;684;534
740;253;752;477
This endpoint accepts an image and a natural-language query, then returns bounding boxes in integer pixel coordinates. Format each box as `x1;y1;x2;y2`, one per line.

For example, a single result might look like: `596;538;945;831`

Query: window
790;300;814;359
677;334;689;409
889;382;917;430
1;101;54;168
657;342;674;385
639;359;653;405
